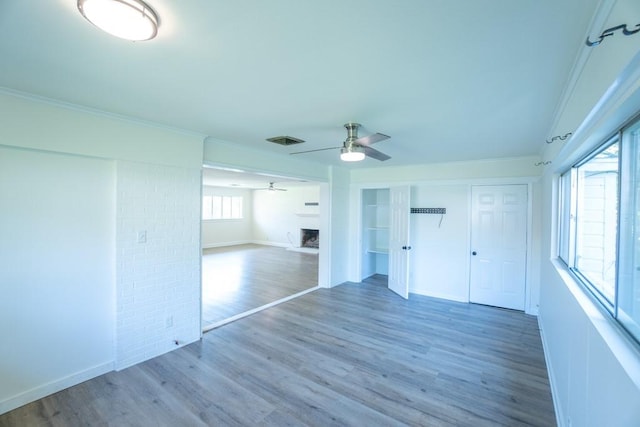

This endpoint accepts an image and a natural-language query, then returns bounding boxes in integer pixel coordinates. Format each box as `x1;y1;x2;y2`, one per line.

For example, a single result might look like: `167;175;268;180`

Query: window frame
574;137;619;312
202;195;243;220
617;117;640;340
557;115;640;346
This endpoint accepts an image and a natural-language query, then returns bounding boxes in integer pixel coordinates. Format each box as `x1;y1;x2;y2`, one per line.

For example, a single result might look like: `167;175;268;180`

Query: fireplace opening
300;228;319;249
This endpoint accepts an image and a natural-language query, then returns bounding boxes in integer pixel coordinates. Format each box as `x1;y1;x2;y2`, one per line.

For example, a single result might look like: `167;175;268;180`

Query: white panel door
470;185;527;310
388;185;411;299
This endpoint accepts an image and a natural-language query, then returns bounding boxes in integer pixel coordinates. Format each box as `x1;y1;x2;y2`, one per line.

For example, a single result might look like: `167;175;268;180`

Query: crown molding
546;0;617;137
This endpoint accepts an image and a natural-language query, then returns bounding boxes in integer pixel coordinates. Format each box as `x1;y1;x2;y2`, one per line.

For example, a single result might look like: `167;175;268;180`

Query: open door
388;185;411;298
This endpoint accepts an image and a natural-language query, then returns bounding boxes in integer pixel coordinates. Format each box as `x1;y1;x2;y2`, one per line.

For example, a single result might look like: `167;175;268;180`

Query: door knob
472;251;477;256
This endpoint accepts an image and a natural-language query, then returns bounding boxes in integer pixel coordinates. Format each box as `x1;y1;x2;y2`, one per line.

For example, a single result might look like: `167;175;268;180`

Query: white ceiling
203;167;313;189
0;0;599;169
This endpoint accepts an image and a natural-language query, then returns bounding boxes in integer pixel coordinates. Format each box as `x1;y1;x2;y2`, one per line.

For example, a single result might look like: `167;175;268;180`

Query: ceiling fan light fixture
340;146;365;162
77;0;159;41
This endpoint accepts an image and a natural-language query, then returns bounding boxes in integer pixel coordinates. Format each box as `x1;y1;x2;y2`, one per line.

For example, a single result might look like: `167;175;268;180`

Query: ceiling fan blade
355;132;390;146
290;146;341;155
362;145;391;161
257;183;288;191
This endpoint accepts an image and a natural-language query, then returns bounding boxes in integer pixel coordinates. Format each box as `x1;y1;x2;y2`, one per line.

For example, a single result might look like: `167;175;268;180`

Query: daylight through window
202;195;243;220
558;115;640;344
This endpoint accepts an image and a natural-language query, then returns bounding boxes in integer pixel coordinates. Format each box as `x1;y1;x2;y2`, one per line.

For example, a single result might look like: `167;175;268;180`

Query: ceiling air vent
266;136;305;146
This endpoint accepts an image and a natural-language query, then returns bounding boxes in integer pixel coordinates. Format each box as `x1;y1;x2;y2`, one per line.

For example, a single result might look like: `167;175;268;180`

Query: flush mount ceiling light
77;0;159;41
340;145;365;162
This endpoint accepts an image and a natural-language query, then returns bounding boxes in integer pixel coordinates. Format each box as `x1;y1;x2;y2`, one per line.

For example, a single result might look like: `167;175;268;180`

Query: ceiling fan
291;122;391;162
256;182;287;191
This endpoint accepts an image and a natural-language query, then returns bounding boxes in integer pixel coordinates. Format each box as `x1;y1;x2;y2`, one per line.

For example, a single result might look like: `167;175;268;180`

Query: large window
558;116;640;344
619;119;640;339
574;141;619;306
202;195;243;220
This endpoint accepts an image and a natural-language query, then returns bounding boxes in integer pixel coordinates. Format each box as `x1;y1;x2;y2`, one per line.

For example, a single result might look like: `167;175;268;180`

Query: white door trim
467;182;537;314
388;185;411;299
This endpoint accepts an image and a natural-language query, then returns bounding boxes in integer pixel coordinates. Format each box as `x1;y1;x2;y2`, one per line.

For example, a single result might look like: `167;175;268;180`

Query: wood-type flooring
0;275;556;426
202;244;319;326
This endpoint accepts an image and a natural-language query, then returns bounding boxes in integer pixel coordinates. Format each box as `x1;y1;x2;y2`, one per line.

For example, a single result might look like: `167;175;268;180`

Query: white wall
409;184;470;302
547;0;640;143
351;155;541;184
202;139;346;288
201;184;322;250
115;161;201;369
252;186;320;247
0;147;115;413
328;166;352;286
537;1;640;425
0;90;204;413
349;158;541;314
204;137;329;182
0;90;201;168
539;175;640;426
201;186;253;248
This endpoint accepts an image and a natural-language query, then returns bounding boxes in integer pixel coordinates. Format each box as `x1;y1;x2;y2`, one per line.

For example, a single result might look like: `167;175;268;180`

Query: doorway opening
201;166;323;331
361;188;390;277
359;186;411;299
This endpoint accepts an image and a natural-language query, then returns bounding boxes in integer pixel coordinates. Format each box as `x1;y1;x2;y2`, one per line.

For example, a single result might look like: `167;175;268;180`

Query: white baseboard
410;288;468;303
250;240;289;248
538;318;564;427
203;241;299;250
0;361;113;415
202;240;251;249
286;247;319;254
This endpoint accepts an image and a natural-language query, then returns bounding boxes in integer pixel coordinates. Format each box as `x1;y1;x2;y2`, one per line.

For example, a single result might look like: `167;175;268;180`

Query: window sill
551;257;640;389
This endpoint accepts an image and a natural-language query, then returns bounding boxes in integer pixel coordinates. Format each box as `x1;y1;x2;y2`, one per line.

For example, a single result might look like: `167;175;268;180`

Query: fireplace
300;228;319;249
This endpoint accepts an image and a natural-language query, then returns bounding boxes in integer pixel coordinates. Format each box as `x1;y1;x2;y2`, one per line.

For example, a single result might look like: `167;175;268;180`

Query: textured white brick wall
116;161;201;369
